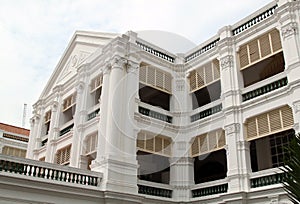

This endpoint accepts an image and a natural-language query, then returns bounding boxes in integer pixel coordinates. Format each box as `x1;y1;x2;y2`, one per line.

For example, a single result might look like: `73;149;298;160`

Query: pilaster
225;123;251;193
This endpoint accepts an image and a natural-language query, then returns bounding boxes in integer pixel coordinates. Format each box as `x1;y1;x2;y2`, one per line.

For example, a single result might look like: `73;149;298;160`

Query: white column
105;55;126;157
121;60;139;162
170;155;194;201
70;81;87;167
95;63;111;162
26;115;39;159
45;86;62;163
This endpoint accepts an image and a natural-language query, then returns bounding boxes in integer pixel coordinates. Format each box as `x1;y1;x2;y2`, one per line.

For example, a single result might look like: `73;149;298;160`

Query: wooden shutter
191;129;225;157
189;59;220;92
239;29;282;70
246;105;294;140
90;74;103;92
86;133;98;154
62;93;76;112
56;145;71;165
44;110;51;123
2;146;26;158
139;65;172;93
137;132;172;157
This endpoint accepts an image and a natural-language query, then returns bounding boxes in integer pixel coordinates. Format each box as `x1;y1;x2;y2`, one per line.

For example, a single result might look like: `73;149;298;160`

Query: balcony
138;102;173;123
191;178;228;198
191;102;222;122
250;168;285;189
137;180;172;198
0;154;102;187
87;108;100;121
242;77;288;102
59;122;74;137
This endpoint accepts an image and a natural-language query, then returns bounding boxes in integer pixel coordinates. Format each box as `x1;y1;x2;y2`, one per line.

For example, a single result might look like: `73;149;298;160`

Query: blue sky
0;0;272;128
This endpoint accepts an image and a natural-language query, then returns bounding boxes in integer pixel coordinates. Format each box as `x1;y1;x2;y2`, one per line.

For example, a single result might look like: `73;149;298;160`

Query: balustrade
185;39;219;62
191;104;222;122
0;155;101;187
138;106;172;123
87;108;100;121
192;183;228;198
138;184;172;198
242;77;288;102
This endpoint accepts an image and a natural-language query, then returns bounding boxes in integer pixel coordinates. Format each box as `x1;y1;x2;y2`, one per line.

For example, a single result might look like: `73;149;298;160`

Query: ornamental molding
126;61;139;73
281;22;298;39
111;55;126;69
102;61;111;75
220;55;234;70
293;100;300;113
225;123;240;135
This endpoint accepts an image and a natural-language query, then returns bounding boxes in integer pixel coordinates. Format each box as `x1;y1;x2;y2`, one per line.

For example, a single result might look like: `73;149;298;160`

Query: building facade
21;0;300;203
0;122;29;158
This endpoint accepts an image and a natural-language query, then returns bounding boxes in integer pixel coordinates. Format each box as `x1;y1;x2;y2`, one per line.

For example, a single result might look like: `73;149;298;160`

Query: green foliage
282;133;300;204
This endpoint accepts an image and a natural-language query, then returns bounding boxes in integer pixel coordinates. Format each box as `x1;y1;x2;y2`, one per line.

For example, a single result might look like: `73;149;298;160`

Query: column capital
126;60;139;73
51;101;59;112
281;22;298;39
75;81;85;94
220;55;234;70
225;123;240;135
111;55;126;70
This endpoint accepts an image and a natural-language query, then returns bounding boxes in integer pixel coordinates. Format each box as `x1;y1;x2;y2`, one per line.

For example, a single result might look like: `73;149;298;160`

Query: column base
91;156;138;194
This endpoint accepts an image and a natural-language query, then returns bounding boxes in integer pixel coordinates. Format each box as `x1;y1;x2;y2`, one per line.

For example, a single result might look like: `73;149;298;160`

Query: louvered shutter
239;29;282;70
90;74;103;92
246;105;294;140
189;59;220;92
137;132;172;157
139;65;172;93
191;129;226;157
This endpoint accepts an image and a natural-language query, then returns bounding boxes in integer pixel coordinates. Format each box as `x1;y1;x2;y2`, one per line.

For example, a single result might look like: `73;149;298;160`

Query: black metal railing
139;106;172;123
185;38;220;62
232;5;278;35
136;41;175;63
250;173;285;188
191;104;222;122
0;155;101;187
59;123;74;136
242;77;288;102
138;184;172;198
87;108;100;121
192;183;228;198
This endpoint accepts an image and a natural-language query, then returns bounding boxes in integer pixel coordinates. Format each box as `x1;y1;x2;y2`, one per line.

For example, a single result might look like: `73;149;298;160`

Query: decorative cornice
281;22;298;39
220;55;234;70
225;123;240;135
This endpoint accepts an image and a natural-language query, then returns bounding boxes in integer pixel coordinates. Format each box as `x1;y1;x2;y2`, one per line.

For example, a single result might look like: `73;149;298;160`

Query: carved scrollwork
220;55;234;70
281;22;298;39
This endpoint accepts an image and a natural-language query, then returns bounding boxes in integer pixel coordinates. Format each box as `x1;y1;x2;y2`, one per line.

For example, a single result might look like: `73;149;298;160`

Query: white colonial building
1;0;300;203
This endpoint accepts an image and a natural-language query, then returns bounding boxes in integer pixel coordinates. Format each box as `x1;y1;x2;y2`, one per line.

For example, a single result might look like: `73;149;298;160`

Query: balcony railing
0;155;102;187
191;104;222;122
192;183;228;198
59;123;74;136
139;106;172;123
138;184;172;198
242;77;288;102
232;4;278;35
136;41;175;63
250;173;285;188
87;108;100;121
185;38;219;62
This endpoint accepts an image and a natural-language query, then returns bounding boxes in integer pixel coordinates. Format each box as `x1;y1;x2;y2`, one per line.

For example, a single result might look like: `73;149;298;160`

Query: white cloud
0;0;271;128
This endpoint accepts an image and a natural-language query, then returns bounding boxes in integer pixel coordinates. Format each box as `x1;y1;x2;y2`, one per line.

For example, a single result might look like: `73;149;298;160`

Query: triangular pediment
39;31;119;98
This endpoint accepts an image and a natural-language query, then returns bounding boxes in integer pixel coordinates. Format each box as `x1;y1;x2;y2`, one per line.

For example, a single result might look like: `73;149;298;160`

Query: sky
0;0;272;129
